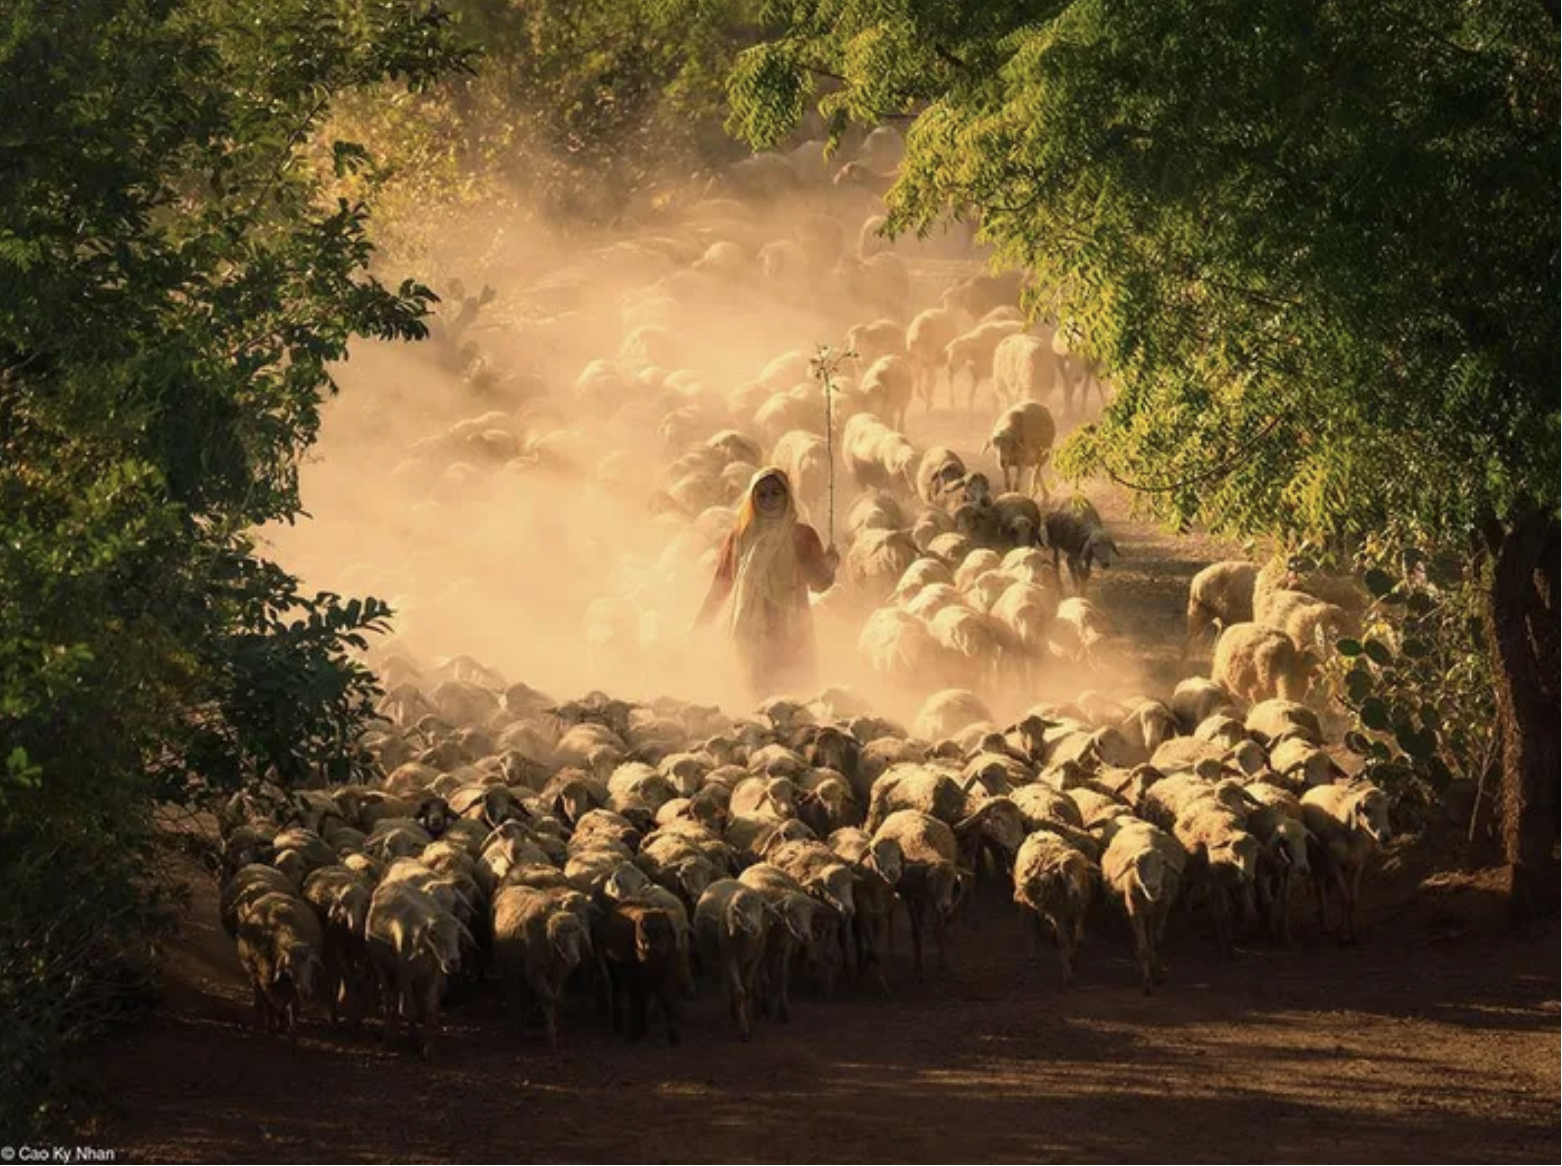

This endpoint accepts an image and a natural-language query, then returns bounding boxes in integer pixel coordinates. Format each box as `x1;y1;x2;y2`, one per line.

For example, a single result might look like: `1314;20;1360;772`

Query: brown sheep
602;900;684;1045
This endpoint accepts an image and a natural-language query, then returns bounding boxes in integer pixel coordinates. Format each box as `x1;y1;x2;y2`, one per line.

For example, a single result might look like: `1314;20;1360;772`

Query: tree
722;0;1559;912
0;0;470;1131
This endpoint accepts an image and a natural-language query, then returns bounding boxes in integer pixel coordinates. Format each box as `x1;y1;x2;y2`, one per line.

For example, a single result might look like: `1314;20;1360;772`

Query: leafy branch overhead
0;0;470;1133
722;0;1559;547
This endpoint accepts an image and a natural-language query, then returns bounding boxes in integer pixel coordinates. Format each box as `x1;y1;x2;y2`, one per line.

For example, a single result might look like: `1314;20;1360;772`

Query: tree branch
1099;412;1289;493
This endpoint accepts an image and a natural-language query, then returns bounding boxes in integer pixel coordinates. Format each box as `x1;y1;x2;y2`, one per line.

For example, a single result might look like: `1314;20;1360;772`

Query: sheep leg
416;980;441;1062
907;899;927;976
722;956;749;1040
628;968;650;1042
774;940;793;1023
659;974;682;1047
1344;858;1366;944
1055;915;1075;986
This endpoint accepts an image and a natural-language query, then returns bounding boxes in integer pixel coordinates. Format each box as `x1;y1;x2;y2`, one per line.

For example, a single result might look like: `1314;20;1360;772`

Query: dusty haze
261;159;1147;731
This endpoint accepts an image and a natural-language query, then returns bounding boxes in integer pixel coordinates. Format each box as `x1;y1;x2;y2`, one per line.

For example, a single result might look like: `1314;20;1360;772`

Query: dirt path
81;404;1559;1164
89;860;1557;1163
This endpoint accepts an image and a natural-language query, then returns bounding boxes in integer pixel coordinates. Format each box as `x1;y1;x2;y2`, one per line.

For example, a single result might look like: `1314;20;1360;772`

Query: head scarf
728;467;803;652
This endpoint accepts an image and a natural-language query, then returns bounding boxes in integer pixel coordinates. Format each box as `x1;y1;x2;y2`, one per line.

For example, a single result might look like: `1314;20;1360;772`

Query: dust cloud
261;141;1145;733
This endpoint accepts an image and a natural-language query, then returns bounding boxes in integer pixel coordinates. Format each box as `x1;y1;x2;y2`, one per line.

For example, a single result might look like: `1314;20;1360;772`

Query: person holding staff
694;467;839;699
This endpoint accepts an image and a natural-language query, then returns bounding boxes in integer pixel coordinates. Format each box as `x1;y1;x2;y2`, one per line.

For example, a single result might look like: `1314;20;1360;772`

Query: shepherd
693;467;840;700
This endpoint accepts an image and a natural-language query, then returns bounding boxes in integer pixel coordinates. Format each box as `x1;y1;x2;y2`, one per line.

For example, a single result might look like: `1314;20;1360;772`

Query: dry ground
76;405;1561;1164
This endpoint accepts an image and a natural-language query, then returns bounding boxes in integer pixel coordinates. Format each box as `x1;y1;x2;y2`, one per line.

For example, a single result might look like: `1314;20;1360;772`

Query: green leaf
1363;567;1397;598
1344;666;1375;703
1363;638;1395;666
1336;637;1363;657
1359;697;1391;732
1401;637;1430;659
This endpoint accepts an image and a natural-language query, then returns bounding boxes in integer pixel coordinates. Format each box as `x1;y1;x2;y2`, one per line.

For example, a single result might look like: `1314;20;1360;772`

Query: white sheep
913;688;994;742
1184;560;1261;658
944;320;1023;413
1301;781;1391;942
859;354;916;432
366;879;470;1059
694;879;772;1040
1012;830;1096;984
1212;622;1315;704
492;883;593;1049
870;809;967;974
846;319;905;367
991;332;1057;407
1100;818;1186;991
905;307;962;409
986;401;1057;496
843;412;918;497
235;890;324;1038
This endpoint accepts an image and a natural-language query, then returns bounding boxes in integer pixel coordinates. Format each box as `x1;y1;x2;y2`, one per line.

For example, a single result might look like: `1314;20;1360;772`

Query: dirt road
80;407;1560;1163
88;856;1557;1163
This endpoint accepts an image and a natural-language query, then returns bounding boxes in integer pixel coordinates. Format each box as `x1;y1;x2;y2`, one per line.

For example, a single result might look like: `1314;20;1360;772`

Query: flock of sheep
222;128;1395;1059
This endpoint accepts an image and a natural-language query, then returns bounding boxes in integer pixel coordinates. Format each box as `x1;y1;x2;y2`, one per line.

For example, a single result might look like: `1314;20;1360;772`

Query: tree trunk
1487;507;1561;923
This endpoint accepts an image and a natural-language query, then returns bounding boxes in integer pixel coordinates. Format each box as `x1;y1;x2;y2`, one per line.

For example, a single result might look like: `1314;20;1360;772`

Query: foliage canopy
724;0;1560;546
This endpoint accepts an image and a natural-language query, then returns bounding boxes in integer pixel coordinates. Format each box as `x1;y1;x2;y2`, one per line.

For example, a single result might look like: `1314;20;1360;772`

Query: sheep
857;606;940;682
990;492;1046;551
843;413;918;497
1246;699;1323;747
872;809;967;974
905;307;962;409
301;866;374;1027
270;827;339;887
1049;321;1108;416
1244;801;1312;945
1052;597;1111;665
1267;737;1342;789
1264;588;1356;654
944;320;1023;413
601;899;684;1045
1301;781;1391;942
927;604;1005;692
940;270;1024;325
985;401;1057;497
234;891;324;1038
911;505;955;551
892;557;957;604
1012;830;1096;985
827;827;903;992
491;884;593;1049
991;333;1057;407
1173;801;1261;955
916;446;969;509
694;880;772;1040
1184;561;1261;657
1251;556;1297;623
737;862;819;1021
1171;677;1240;732
859;355;916;432
766;839;859;995
913;689;993;742
365;879;470;1059
1100;817;1186;991
1119;698;1179;759
636;832;720;913
987;580;1056;689
770;430;830;526
1042;507;1119;592
220;864;294;938
1212;622;1315;704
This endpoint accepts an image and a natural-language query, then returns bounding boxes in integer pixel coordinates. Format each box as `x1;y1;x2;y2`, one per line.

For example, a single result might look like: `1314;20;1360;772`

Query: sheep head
1347;785;1392;848
548;913;591;972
